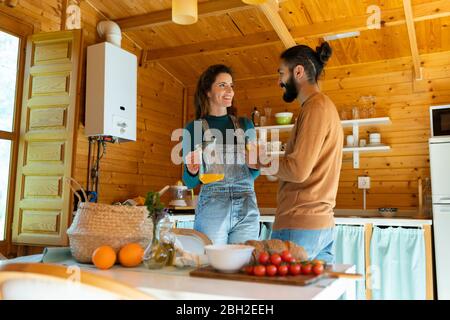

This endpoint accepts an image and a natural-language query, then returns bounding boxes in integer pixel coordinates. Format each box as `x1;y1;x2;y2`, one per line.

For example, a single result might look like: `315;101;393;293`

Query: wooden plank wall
0;1;184;256
185;51;450;210
1;0;184;205
75;2;184;205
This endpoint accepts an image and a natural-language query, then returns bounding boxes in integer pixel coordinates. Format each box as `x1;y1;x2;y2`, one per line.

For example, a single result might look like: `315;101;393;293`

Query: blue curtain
370;226;426;300
176;220;195;229
259;222;273;240
333;225;366;300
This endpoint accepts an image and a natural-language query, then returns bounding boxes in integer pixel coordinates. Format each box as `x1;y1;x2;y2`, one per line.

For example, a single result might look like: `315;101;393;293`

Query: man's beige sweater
274;92;343;230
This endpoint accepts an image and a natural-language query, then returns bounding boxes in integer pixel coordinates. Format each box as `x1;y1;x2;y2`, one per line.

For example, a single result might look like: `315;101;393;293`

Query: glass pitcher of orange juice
197;138;225;184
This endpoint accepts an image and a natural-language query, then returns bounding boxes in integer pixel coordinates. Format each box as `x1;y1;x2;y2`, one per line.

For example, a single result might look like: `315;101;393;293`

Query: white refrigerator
429;136;450;299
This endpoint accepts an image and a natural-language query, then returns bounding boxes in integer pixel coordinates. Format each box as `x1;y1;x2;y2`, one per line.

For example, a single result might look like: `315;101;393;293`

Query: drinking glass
264;107;272;125
352;106;360;119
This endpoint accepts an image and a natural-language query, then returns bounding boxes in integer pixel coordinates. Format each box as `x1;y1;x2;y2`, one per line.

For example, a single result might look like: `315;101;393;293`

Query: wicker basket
67;203;153;263
65;179;153;263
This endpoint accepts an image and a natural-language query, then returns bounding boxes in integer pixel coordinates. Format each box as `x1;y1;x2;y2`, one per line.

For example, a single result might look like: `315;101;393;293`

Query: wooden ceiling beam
115;0;251;31
403;0;423;80
146;0;450;62
147;31;280;61
183;50;450;92
258;0;296;48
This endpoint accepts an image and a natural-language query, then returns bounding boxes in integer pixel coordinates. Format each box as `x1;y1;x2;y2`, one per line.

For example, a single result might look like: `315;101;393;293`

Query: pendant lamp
242;0;268;4
172;0;198;25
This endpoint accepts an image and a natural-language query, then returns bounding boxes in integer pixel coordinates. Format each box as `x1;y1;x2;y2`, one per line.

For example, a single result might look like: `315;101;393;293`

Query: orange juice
199;173;225;184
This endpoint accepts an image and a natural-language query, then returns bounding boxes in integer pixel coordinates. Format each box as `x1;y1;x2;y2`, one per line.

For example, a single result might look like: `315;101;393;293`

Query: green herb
145;191;165;219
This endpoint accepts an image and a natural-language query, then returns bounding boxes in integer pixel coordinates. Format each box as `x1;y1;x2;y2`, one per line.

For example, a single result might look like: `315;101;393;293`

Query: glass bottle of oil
143;215;170;269
158;215;176;266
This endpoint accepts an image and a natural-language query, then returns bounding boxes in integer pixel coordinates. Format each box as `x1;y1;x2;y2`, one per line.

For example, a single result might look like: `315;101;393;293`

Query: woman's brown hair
194;64;236;119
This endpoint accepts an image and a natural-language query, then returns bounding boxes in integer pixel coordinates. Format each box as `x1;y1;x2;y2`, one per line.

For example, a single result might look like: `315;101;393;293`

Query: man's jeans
271;228;335;264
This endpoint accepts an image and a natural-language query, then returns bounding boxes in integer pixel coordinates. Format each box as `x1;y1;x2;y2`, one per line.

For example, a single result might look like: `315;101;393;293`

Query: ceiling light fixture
242;0;268;4
172;0;198;25
323;31;361;41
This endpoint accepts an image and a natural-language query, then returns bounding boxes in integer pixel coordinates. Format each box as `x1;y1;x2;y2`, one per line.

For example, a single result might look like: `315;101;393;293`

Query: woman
182;64;260;245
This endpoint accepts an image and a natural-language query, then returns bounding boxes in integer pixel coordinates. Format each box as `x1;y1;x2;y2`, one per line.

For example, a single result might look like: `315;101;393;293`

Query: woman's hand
185;151;200;175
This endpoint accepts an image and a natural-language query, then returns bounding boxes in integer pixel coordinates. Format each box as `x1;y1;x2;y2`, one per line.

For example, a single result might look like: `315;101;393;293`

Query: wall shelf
255;124;294;132
267;150;286;156
256;117;392;169
343;145;391;153
341;117;391;128
256;117;391;131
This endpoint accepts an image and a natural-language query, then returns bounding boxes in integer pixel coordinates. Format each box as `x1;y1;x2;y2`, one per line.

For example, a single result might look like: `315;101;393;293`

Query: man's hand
245;142;272;169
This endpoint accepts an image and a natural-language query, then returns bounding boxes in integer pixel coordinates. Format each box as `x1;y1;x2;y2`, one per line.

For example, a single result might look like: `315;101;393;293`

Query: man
270;43;343;264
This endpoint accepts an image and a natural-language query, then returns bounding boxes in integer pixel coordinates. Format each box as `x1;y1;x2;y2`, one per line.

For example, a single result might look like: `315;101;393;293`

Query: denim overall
194;115;260;245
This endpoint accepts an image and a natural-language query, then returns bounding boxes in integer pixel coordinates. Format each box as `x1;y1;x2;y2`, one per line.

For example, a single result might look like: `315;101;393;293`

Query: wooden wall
2;1;449;216
0;1;184;256
1;0;184;206
186;51;450;210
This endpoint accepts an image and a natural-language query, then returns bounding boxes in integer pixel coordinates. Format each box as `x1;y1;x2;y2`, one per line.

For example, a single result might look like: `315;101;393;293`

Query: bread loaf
244;239;308;262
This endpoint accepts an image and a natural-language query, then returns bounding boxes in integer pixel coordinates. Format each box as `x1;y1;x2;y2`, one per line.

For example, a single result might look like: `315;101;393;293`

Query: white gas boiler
85;41;137;142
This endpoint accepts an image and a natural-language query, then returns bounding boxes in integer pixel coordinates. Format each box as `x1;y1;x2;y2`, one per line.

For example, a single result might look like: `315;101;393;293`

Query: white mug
268;141;282;152
369;133;381;145
346;135;355;146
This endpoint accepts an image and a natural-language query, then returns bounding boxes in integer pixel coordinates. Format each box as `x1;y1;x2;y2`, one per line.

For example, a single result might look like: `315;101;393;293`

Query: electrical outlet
358;176;371;189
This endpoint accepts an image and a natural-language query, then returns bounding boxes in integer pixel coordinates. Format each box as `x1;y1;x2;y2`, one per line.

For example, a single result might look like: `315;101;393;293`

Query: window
0;30;20;241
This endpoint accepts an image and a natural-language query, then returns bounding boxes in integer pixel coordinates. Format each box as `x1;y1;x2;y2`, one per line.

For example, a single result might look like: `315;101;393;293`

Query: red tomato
288;257;297;264
312;263;324;275
289;264;301;276
270;253;282;266
281;250;293;262
277;264;289;276
266;264;277;277
253;265;266;277
301;263;313;275
258;252;270;265
244;265;254;275
312;259;324;266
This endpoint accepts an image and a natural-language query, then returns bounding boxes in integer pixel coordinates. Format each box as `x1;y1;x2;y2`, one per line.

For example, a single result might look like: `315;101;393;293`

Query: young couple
182;43;343;264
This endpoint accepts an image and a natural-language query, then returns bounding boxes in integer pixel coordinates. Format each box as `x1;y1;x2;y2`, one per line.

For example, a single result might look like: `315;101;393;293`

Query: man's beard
281;74;298;103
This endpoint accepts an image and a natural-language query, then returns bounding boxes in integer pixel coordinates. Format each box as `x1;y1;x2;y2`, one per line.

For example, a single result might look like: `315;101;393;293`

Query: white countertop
1;254;357;300
171;208;432;227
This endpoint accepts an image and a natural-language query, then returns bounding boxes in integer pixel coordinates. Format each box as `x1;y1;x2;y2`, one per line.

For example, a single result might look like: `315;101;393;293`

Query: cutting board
190;266;324;286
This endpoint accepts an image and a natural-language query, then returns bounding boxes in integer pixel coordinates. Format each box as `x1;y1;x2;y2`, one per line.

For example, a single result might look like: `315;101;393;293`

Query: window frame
0;12;33;251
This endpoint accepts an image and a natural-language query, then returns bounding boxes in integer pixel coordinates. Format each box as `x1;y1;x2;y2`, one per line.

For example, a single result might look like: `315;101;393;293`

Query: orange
118;243;144;267
92;245;116;270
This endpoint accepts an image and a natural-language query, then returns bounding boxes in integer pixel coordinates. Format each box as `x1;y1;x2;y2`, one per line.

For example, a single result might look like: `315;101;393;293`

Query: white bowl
204;244;254;273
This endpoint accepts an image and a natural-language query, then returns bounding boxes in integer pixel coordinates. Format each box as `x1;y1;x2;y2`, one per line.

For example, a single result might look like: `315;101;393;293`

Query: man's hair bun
316;42;332;64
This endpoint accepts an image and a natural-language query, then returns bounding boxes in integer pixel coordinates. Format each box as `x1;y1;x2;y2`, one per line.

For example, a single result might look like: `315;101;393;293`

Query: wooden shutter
12;30;83;246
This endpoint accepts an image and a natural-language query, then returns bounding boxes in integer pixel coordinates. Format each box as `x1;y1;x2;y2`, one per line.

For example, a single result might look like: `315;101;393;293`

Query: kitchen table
0;254;357;300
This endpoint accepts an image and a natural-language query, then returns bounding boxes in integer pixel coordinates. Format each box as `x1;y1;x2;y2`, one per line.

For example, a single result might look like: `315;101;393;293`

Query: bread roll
244;239;308;262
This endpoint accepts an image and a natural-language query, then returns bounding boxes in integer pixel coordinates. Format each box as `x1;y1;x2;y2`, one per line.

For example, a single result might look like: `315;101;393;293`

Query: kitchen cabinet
369;226;427;299
171;212;433;300
256;214;433;300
